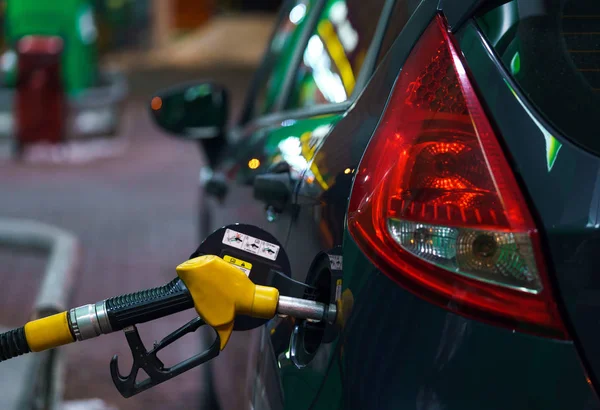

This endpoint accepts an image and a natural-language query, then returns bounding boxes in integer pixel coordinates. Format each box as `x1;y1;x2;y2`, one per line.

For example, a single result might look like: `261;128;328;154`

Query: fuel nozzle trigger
110;316;220;398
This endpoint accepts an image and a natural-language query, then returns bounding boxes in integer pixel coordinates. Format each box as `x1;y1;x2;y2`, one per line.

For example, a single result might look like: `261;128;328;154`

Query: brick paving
0;67;253;410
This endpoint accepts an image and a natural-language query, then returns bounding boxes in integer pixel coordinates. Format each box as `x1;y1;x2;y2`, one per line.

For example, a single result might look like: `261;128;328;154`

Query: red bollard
15;36;65;153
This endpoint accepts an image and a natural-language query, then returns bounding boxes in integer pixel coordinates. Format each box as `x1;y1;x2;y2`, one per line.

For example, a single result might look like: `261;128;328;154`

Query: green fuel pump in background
2;0;99;94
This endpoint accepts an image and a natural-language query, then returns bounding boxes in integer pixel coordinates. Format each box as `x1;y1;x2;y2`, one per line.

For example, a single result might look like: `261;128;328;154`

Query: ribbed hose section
0;327;30;361
106;278;182;308
105;278;194;331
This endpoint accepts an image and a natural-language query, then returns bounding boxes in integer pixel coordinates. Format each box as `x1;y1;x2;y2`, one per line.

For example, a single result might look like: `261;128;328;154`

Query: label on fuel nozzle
222;228;280;261
223;254;252;276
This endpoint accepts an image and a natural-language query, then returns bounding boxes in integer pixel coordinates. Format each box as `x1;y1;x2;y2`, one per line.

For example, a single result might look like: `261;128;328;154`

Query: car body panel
460;19;600;392
205;114;342;274
318;233;597;410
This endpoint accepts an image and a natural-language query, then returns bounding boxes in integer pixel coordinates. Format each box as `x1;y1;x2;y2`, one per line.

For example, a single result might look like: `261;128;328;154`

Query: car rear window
478;0;600;155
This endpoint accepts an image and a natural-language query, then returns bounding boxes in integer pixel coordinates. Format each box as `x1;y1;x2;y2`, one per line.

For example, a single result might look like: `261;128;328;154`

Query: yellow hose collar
24;311;74;352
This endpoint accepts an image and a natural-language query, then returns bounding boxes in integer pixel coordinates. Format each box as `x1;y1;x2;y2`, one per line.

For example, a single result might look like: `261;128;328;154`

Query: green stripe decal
504;79;562;172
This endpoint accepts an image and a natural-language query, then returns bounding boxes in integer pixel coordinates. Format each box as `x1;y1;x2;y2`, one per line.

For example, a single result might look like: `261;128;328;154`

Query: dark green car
152;0;600;409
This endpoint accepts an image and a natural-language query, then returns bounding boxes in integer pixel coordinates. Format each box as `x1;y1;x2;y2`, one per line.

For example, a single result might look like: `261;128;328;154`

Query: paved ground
0;67;253;410
105;14;274;71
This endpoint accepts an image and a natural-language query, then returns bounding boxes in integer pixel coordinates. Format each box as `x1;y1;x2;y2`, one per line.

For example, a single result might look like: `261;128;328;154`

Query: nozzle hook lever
110;316;220;398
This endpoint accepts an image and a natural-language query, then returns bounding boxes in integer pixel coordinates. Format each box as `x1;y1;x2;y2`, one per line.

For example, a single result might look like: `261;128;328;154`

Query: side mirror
150;82;229;139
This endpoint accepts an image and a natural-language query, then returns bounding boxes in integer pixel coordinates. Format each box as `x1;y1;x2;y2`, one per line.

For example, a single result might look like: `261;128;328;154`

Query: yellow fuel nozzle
0;254;330;370
176;255;279;350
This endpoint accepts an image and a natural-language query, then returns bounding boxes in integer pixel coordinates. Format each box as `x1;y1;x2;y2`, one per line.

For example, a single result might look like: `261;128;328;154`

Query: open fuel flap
289;249;343;368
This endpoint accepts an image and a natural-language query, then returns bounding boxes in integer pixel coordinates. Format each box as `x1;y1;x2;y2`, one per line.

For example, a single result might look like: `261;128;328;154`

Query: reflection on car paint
287;0;387;109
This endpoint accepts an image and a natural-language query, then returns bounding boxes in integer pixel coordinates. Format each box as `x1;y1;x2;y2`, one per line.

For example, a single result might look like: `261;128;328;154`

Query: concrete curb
0;218;80;410
0;218;80;314
0;337;44;410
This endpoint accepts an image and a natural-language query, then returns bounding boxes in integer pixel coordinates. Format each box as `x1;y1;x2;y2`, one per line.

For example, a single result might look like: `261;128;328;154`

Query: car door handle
253;172;293;213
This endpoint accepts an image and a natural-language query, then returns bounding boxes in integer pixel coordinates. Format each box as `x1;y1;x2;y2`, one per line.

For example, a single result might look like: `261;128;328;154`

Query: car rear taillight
347;15;567;339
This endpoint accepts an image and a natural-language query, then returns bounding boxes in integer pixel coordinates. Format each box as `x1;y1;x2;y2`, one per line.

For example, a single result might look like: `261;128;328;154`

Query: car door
236;1;406;409
200;0;314;239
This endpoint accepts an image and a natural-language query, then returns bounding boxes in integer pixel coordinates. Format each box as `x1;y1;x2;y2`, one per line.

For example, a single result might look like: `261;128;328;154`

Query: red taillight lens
348;15;567;339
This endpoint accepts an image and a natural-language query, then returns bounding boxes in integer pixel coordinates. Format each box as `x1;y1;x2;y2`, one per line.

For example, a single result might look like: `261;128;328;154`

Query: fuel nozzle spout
277;296;337;324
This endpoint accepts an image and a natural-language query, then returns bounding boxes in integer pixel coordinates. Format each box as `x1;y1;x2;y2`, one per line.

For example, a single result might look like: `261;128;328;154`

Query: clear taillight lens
387;220;541;292
347;15;567;339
